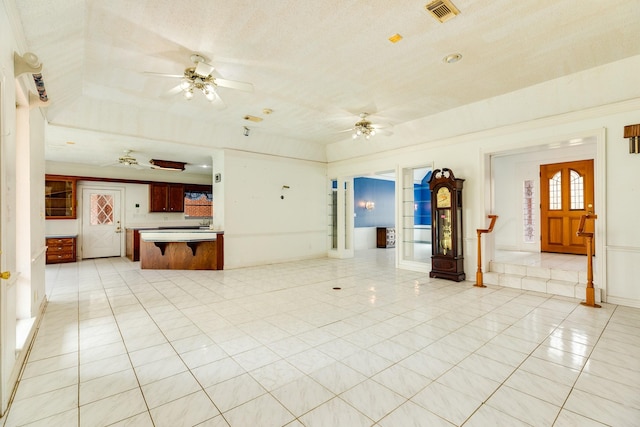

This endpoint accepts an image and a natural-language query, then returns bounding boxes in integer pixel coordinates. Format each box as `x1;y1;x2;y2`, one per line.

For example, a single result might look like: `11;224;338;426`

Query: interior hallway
2;250;639;426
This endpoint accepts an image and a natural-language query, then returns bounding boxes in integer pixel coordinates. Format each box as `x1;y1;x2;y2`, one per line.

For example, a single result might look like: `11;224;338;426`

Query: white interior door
82;188;122;258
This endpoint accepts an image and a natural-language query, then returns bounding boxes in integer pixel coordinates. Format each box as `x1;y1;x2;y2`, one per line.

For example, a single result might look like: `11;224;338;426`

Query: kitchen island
139;229;224;270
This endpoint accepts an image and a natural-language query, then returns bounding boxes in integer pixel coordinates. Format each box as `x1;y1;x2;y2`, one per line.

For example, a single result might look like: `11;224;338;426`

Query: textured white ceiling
9;0;640;172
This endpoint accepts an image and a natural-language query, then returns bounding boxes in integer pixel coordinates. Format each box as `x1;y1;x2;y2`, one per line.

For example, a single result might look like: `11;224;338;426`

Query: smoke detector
425;0;460;23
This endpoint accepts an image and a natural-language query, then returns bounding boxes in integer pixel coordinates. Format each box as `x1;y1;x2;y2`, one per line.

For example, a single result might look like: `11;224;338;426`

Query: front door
82;188;122;258
540;160;594;254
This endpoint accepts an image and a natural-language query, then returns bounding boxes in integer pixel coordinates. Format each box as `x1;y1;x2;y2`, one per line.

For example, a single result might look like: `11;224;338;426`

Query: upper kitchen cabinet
45;176;77;219
149;183;184;213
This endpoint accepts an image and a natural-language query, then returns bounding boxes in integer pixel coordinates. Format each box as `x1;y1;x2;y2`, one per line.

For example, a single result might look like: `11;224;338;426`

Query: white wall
354;227;377;250
26;104;46;318
221;150;327;268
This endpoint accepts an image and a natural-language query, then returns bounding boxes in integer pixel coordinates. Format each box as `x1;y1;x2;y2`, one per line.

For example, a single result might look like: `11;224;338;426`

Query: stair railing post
474;215;498;288
577;214;600;308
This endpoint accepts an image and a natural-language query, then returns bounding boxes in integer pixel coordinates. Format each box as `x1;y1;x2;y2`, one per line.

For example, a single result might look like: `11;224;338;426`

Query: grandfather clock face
436;187;451;208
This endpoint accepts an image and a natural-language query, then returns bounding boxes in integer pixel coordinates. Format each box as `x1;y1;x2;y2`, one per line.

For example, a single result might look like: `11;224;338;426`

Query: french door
540;160;594;254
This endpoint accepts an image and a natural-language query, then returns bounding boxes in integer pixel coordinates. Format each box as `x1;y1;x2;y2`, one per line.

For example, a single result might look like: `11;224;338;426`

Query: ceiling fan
146;54;254;106
103;150;187;172
118;149;140;166
343;113;392;140
101;150;151;169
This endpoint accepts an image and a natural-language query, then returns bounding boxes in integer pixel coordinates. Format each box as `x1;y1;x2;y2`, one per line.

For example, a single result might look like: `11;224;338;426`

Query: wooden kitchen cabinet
149;183;184;212
46;236;77;264
45;176;76;219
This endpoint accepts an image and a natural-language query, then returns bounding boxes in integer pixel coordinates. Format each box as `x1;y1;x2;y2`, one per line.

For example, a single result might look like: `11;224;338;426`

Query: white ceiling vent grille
425;0;460;23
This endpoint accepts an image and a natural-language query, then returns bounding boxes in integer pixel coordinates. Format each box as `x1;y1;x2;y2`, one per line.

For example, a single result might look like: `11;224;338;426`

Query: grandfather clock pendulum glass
428;168;465;281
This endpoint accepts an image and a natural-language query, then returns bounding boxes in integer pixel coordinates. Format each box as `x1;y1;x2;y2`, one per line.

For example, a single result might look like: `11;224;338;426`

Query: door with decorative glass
540;160;594;254
82;188;122;258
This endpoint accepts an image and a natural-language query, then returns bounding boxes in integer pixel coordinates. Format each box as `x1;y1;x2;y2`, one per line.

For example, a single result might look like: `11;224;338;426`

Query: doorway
540;159;594;255
353;173;396;252
81;187;123;259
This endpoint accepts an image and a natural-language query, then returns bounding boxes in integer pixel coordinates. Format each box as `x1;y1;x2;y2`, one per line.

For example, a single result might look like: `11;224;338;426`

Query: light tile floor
2;250;639;426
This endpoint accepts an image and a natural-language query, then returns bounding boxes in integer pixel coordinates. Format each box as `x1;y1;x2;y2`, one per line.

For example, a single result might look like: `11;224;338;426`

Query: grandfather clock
429;168;465;281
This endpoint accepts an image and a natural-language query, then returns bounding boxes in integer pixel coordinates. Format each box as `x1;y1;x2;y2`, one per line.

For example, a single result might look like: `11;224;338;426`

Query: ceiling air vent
425;0;460;23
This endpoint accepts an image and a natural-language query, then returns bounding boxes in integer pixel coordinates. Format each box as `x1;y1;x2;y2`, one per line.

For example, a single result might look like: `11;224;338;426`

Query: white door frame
78;185;125;259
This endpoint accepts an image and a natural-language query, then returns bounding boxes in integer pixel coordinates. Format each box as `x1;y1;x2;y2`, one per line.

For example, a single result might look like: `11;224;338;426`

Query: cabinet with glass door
45;176;77;219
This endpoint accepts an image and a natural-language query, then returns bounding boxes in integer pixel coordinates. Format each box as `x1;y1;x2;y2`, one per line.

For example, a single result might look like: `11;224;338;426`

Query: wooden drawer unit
46;237;77;264
376;227;395;248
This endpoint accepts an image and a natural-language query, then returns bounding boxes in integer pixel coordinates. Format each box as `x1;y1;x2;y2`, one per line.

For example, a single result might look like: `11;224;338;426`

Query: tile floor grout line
550;303;618;426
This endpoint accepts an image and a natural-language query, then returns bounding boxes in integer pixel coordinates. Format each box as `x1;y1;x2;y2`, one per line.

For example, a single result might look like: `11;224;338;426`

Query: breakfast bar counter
139;229;224;270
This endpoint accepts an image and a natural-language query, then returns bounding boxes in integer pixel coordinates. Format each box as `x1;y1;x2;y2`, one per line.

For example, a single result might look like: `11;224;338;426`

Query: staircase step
489;261;505;273
550;269;580;282
546;279;578;298
498;273;522;289
504;263;527;276
522;276;547;293
525;266;551;279
483;272;500;286
487;255;598;301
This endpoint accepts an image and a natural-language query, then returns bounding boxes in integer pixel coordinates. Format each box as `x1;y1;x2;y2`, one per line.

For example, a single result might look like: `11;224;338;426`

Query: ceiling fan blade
160;84;183;98
135;162;154;169
208;91;227;109
215;78;254;92
194;61;215;77
371;123;391;129
143;71;184;78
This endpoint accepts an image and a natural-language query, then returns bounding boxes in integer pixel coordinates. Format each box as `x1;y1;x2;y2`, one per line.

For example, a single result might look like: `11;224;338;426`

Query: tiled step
487;261;601;302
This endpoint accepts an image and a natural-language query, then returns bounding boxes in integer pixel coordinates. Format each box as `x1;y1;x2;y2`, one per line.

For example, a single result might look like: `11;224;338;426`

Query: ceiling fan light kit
119;150;138;166
180;67;218;102
147;53;253;104
352;113;377;140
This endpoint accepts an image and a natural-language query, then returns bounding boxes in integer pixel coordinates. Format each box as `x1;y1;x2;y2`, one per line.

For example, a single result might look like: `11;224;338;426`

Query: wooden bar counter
139;230;224;270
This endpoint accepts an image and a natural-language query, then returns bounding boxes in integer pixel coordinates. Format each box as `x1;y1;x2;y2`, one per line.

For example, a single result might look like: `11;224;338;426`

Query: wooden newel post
475;215;498;288
577;214;600;308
